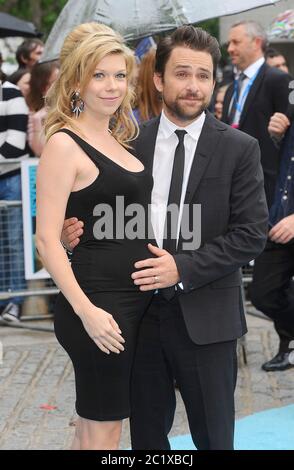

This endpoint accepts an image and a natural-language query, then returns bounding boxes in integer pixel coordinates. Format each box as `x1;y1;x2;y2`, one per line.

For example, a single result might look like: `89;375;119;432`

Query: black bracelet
61;240;73;259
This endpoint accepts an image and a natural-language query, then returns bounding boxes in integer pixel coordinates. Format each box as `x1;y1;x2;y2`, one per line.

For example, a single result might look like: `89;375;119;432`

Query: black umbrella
0;12;42;38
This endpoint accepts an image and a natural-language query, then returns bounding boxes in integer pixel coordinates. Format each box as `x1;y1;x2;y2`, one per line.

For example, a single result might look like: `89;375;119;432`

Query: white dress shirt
151;109;206;249
231;56;265;126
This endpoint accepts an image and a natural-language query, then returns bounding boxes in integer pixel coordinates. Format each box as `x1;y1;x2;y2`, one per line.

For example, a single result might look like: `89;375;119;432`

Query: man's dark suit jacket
134;111;268;345
222;63;291;207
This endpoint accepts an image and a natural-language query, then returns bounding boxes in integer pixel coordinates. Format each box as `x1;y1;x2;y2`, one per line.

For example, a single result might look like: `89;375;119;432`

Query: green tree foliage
0;0;67;37
197;18;228;65
197;18;219;40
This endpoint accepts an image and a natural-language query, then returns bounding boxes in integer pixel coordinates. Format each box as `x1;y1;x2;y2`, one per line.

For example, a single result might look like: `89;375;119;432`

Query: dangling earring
70;91;84;118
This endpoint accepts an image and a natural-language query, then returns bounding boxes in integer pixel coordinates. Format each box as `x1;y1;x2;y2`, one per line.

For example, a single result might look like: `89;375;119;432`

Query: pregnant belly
71;240;155;292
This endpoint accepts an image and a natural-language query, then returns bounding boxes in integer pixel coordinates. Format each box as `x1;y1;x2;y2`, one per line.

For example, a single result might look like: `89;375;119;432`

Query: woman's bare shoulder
42;128;78;161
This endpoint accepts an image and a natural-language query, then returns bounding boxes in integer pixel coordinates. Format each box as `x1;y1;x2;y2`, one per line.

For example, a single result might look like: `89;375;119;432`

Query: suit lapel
135;117;160;169
184;112;225;207
238;63;266;128
222;82;234;123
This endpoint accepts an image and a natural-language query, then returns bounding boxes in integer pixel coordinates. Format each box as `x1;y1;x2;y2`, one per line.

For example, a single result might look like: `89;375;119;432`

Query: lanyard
233;66;261;115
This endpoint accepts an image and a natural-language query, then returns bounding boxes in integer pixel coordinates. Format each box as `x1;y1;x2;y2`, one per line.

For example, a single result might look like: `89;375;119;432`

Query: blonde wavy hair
45;22;138;146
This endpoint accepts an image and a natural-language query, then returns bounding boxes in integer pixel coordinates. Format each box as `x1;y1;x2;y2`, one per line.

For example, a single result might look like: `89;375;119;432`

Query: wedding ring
154;275;159;283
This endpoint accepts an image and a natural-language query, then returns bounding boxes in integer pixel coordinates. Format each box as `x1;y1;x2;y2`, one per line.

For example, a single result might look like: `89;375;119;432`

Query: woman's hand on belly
79;304;125;354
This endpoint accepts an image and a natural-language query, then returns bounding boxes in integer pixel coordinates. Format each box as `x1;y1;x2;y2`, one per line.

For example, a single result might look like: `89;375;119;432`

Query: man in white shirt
222;20;290;208
222;22;293;373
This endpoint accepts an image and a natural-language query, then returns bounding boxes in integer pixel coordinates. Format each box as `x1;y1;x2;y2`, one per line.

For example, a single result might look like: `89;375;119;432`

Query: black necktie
162;129;186;300
228;72;246;125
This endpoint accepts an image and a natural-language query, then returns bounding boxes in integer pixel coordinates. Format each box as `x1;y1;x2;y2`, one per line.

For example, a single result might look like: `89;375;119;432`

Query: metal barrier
0;200;25;296
0;197;58;331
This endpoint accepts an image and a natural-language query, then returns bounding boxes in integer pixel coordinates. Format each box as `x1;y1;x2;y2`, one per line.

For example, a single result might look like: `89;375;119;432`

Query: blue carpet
169;405;294;450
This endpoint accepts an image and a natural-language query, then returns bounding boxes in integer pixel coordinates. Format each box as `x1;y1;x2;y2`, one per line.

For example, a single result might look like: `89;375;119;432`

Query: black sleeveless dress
53;129;155;421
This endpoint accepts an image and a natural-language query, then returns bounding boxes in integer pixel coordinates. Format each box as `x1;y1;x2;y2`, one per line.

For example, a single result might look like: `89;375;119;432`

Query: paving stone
0;313;293;450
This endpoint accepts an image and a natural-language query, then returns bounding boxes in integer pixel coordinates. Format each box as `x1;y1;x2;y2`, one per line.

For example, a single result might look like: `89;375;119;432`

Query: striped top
0;81;29;177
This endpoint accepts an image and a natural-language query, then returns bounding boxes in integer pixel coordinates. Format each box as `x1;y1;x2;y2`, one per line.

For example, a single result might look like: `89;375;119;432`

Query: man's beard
162;93;208;123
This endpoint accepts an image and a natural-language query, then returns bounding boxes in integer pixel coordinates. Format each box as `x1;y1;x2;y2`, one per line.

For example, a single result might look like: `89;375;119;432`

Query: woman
214;85;228;121
133;48;162;124
36;23;155;450
8;68;31;99
27;61;59;156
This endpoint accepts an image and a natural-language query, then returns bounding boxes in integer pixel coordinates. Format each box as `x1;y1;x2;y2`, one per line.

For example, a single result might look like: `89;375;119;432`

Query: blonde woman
36;23;155;450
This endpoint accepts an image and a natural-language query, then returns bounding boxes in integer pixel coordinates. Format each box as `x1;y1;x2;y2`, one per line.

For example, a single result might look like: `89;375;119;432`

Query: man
250;109;294;371
265;47;289;74
62;26;268;449
0;80;29;321
16;38;44;70
222;21;290;208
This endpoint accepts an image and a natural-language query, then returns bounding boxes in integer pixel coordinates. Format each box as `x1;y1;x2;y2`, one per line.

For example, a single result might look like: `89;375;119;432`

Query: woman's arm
28;109;47;157
36;133;125;354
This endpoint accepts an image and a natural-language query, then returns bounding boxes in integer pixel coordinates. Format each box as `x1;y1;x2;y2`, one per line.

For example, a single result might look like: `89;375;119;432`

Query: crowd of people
0;18;293;450
0;39;59;322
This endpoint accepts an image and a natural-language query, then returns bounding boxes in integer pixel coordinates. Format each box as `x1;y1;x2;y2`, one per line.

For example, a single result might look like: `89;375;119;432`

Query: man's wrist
61;240;73;257
270;133;284;147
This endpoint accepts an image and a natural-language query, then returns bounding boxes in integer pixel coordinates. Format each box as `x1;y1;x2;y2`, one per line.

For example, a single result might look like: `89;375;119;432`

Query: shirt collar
242;56;265;79
158;109;206;141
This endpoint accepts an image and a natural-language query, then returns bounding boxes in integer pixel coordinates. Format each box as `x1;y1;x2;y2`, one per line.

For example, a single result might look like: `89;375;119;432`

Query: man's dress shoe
262;352;294;372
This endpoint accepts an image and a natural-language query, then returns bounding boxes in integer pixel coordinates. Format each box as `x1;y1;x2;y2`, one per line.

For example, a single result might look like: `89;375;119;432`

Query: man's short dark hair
155;25;221;80
265;47;284;60
16;38;44;67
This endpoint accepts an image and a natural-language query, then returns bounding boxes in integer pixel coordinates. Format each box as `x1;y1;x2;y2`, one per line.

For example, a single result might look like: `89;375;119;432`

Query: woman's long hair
45;22;138;147
27;61;59;111
136;48;162;122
